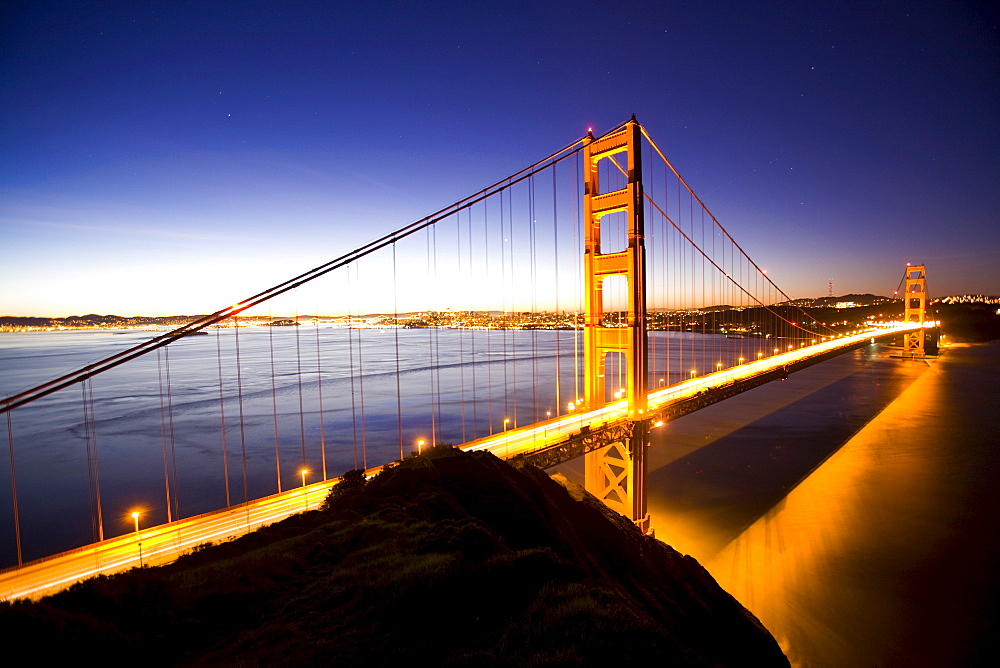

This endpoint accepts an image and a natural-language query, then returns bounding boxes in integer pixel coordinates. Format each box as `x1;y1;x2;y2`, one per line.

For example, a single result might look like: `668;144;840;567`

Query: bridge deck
466;326;915;463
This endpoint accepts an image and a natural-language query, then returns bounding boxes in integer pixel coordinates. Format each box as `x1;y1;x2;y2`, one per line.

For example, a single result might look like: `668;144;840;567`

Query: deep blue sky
2;1;997;316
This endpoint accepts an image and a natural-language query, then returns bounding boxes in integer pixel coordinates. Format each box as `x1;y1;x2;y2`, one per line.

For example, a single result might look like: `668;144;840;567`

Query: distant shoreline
4;296;996;339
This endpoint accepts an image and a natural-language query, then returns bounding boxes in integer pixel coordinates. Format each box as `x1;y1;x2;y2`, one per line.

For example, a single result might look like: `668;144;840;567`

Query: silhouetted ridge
0;447;787;666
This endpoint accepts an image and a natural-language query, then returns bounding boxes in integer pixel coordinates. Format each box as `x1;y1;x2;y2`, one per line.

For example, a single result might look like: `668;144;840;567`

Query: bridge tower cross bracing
581;119;651;533
903;264;927;357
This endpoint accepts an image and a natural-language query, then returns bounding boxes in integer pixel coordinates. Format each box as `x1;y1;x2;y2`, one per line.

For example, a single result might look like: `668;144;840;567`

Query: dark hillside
0;448;787;666
934;302;1000;342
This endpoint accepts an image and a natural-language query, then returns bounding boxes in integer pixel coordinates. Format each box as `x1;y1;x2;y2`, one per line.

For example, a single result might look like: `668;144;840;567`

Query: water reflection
704;413;895;664
648;344;1000;665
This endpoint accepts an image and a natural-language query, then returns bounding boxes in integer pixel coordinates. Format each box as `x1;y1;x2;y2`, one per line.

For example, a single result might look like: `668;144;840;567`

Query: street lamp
417;440;425;455
716;362;723;371
503;418;510;432
690;369;696;379
300;468;310;510
131;511;142;567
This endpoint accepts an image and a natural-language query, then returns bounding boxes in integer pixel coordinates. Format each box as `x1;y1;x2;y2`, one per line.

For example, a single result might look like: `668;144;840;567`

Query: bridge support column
581;119;651;533
902;264;926;358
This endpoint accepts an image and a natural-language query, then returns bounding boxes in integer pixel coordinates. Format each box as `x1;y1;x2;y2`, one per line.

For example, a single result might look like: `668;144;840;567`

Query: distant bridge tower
582;119;650;533
903;264;927;357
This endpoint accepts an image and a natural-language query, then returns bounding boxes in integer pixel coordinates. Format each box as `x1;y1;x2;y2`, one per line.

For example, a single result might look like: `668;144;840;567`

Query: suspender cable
314;315;328;480
89;380;103;541
216;327;231;507
269;312;282;493
355;267;368;469
82;381;96;540
500;188;509;431
347;271;359;470
82;379;103;542
661;149;671;386
233;315;249;505
426;227;437;448
432;224;441;442
500;194;510;434
573;152;582;409
156;349;173;523
485;199;494;435
501;188;517;428
648;143;657;384
467;208;479;439
457;212;467;444
164;346;180;520
552;164;561;417
392;242;403;461
295;310;307;472
6;413;21;565
679;173;687;376
528;174;538;423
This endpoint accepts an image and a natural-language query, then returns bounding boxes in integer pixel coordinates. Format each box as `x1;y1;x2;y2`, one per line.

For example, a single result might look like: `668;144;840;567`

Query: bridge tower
902;264;927;357
581;119;650;533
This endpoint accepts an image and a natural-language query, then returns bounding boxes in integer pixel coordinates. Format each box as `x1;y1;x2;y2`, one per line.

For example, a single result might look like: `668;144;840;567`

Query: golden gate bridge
0;119;931;599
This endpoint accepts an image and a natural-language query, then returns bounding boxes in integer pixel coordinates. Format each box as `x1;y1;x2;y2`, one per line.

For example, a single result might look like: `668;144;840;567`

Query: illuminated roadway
465;323;925;459
0;323;924;601
0;482;339;601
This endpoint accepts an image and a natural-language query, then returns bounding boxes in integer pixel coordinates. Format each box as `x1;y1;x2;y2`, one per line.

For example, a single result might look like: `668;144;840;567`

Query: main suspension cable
2;135;591;415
